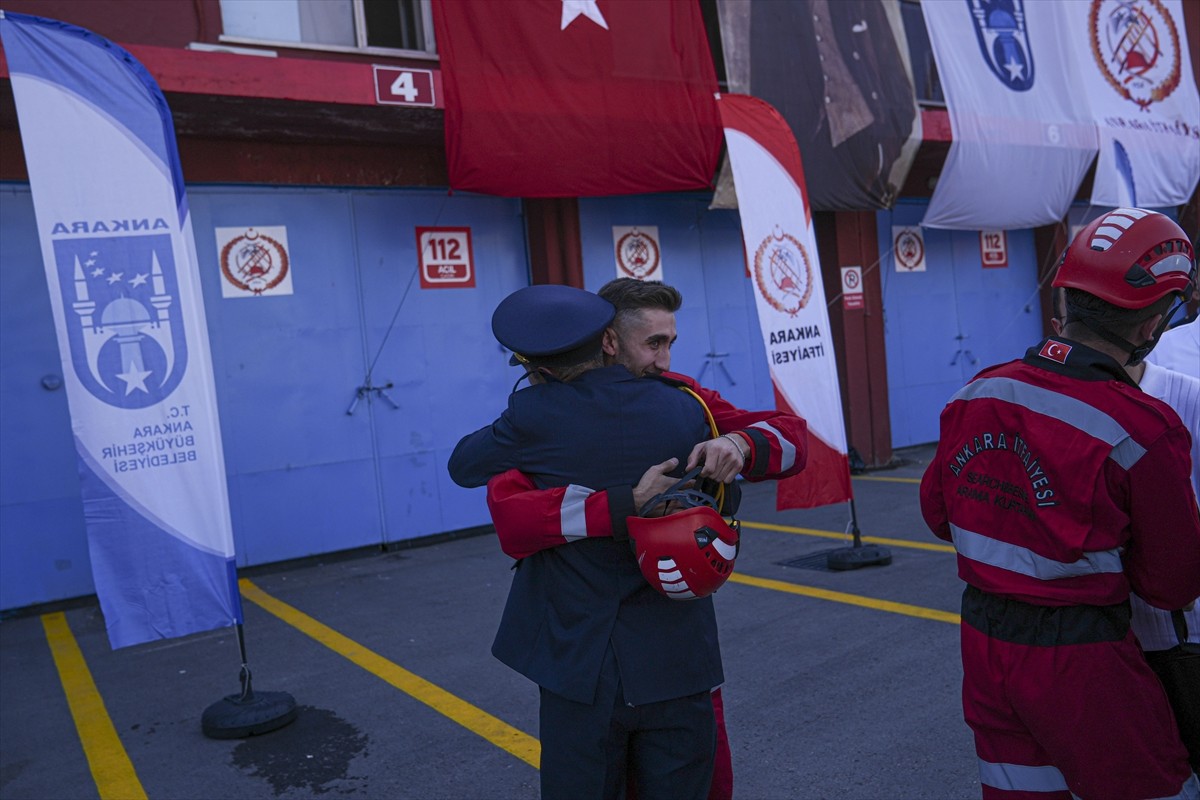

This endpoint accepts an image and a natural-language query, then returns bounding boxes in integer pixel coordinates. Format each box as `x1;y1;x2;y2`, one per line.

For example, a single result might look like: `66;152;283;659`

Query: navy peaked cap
492;284;615;368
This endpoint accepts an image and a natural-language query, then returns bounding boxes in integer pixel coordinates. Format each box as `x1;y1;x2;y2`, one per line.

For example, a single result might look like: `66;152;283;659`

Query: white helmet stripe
1090;209;1157;250
712;539;737;560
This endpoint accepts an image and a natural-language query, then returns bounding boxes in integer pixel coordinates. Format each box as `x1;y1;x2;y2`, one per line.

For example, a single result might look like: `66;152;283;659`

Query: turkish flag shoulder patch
1038;340;1072;364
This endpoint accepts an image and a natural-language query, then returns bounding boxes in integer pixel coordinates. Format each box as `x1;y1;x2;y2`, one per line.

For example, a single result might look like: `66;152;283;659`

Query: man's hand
687;436;746;484
632;458;682;516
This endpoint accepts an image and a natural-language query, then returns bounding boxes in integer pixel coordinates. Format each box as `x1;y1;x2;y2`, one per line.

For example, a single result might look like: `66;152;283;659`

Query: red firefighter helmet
627;475;740;601
1053;208;1195;310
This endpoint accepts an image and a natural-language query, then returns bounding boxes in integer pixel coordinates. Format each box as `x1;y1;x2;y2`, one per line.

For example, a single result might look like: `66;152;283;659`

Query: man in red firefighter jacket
921;208;1200;800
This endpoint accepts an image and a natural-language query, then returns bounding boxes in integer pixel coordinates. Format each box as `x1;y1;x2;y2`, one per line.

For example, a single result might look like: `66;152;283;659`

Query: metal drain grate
776;549;842;572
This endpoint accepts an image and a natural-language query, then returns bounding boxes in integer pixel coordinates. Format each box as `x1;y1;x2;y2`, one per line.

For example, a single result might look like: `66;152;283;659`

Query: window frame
218;0;437;60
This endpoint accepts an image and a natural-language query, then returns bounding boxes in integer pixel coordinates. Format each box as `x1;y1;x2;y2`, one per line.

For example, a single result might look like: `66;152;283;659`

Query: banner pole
824;474;892;571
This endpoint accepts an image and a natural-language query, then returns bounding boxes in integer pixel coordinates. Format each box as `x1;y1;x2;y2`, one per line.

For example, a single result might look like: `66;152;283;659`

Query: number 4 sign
374;66;436;107
416;227;475;289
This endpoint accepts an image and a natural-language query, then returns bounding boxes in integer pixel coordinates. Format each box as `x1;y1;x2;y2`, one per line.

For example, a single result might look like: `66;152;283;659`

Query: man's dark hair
524;350;605;384
598;279;682;333
1063;288;1174;339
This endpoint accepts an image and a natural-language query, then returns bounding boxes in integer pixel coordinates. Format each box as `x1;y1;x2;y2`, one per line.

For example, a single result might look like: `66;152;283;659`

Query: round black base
202;691;298;739
826;545;892;571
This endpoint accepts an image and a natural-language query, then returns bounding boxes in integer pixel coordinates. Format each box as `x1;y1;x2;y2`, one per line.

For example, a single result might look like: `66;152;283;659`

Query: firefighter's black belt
961;585;1130;646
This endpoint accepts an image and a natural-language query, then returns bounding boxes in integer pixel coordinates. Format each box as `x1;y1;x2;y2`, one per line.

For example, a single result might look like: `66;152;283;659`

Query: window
900;0;944;106
219;0;434;56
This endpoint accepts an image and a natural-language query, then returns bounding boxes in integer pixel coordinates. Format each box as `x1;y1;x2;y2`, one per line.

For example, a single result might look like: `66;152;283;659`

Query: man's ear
602;327;618;357
1136;312;1163;345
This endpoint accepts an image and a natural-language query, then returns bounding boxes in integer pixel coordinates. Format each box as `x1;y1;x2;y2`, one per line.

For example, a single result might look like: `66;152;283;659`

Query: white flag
1061;0;1199;208
0;12;241;648
922;0;1098;230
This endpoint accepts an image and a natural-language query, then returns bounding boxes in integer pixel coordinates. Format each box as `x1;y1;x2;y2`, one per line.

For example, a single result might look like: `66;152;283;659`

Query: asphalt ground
0;443;983;800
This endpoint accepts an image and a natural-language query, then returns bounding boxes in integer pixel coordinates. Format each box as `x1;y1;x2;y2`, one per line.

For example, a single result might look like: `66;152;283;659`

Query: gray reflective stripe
750;421;796;471
951;377;1147;469
559;485;593;542
978;760;1068;792
951;524;1124;580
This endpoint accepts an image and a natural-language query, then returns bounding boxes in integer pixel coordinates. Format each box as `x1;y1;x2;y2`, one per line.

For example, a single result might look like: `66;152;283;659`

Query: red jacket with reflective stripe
920;338;1200;609
486;371;808;560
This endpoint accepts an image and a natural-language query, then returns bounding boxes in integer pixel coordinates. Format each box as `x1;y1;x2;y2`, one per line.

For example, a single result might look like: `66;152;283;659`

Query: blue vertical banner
0;12;242;647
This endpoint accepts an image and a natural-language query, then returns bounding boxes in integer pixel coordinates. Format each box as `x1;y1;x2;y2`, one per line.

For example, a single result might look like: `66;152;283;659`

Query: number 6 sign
416;227;475;289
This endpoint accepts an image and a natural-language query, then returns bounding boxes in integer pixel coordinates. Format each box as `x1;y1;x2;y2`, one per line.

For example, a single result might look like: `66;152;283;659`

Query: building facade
1;0;1197;611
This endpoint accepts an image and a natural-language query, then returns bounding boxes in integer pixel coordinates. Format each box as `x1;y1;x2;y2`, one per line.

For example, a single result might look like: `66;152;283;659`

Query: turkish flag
1038;340;1072;364
432;0;723;197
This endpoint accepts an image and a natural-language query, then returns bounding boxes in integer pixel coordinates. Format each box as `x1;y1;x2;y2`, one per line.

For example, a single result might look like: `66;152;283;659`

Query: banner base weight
202;690;298;739
826;545;892;571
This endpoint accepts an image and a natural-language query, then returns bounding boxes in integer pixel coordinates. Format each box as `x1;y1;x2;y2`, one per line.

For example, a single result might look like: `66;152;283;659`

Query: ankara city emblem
53;233;187;409
219;228;290;295
615;228;661;279
967;0;1035;92
1089;0;1181;110
753;229;812;317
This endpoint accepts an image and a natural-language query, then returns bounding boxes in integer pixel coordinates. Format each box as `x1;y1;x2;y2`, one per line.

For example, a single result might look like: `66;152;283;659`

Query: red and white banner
719;94;851;510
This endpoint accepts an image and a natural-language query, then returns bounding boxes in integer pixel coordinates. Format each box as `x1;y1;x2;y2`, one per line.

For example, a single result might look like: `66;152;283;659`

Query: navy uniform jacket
448;365;723;706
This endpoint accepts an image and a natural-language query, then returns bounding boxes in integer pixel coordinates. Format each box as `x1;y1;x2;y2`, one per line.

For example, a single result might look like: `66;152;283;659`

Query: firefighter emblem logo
615;228;661;280
753;229;812;317
894;228;926;272
1089;0;1181;110
967;0;1035;91
53;234;187;409
219;227;290;296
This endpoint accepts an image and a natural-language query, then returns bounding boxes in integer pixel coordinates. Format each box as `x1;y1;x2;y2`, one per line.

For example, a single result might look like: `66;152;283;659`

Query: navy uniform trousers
449;366;724;799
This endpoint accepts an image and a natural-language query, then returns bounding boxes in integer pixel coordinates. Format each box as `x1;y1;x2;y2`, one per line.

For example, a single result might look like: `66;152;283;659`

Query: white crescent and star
561;0;608;31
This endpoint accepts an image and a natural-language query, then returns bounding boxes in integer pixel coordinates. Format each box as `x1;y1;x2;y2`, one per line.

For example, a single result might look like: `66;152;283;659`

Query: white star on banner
561;0;607;30
117;362;152;395
1003;57;1025;82
129;273;149;287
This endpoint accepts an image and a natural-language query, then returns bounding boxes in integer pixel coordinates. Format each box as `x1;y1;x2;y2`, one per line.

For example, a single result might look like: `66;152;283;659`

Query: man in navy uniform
480;278;809;800
449;284;725;800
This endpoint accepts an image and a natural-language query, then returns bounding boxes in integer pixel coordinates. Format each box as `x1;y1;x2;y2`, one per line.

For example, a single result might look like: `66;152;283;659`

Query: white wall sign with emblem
216;226;294;298
892;226;926;272
416;227;475;289
840;265;864;310
612;225;664;281
373;66;436;107
980;230;1009;268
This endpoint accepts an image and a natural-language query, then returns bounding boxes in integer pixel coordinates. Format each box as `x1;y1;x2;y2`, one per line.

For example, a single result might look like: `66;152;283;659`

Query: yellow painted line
854;475;921;484
728;573;961;625
239;578;540;768
41;612;147;800
741;520;956;553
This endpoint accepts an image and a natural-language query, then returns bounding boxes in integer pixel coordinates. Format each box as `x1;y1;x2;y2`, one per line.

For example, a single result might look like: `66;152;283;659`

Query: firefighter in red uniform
921;208;1200;800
